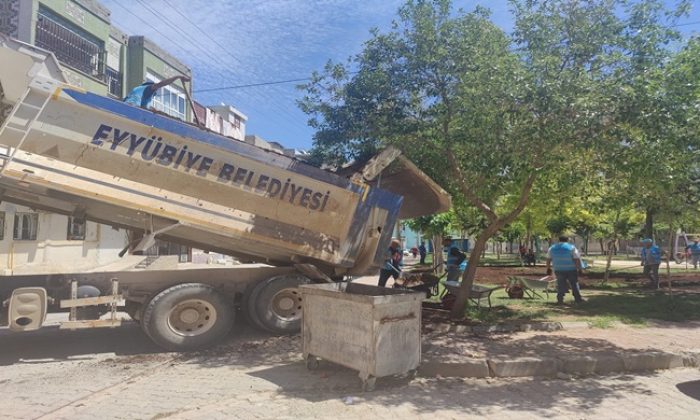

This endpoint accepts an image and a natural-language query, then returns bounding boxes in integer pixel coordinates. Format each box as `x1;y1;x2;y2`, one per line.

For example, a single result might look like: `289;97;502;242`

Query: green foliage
546;216;572;237
404;212;453;237
299;0;699;315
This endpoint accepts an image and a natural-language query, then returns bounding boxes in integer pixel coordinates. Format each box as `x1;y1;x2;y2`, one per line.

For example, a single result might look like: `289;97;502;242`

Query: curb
419;350;700;379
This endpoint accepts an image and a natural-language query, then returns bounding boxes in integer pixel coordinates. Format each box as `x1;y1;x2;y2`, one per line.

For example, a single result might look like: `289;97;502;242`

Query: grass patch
463;287;700;327
585;265;694;275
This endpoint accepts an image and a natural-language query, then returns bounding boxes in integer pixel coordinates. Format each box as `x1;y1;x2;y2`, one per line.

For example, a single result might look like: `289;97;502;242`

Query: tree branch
502;172;538;226
445;148;499;223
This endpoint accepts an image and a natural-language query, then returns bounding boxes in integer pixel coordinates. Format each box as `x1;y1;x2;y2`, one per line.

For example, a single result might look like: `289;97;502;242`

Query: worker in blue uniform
443;237;467;283
546;236;584;304
686;239;700;269
378;238;403;287
640;238;664;288
124;75;190;109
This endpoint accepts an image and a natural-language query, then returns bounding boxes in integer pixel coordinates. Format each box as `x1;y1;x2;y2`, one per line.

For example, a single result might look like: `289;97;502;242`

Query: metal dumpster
300;282;422;391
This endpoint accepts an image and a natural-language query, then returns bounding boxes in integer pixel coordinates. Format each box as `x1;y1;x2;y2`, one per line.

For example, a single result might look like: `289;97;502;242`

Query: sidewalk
421;320;700;378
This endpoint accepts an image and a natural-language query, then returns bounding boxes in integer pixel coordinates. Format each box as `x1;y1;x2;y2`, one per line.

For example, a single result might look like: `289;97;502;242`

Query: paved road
1;322;699;419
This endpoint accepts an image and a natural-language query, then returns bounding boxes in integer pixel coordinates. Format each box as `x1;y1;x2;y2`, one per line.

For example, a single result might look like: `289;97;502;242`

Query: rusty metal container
300;282;422;391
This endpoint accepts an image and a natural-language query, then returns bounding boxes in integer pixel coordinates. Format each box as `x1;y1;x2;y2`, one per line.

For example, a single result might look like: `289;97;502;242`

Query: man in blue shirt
124;75;190;109
546;236;584;304
685;239;700;269
640;238;664;289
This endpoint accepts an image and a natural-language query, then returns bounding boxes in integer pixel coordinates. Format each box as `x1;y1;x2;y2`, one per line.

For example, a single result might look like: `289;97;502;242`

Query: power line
194;69;367;93
123;0;311;141
189;22;700;95
194;77;313;93
156;0;312;136
672;20;700;28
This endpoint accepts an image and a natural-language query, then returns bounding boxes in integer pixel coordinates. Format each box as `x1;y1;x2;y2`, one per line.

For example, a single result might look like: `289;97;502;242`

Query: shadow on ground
677;380;700;401
244;363;658;416
566;291;700;323
0;322;166;366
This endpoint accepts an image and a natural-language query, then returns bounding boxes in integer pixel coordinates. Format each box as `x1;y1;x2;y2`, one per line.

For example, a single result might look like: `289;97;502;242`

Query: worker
686;239;700;269
378;238;402;287
443;237;467;283
640;238;663;289
418;242;427;265
446;247;467;282
546;236;584;304
124;75;190;109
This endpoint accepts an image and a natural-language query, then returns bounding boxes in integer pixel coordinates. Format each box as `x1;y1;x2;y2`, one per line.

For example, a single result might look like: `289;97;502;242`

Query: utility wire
124;0;310;139
191;20;700;94
672;20;700;28
195;70;364;93
194;77;313;93
156;0;312;133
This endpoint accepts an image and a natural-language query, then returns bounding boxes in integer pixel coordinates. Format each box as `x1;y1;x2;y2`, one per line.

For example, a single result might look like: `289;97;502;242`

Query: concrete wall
0;203;127;275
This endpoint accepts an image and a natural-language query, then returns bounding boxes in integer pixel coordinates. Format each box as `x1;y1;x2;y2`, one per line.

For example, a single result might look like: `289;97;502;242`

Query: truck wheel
242;281;268;330
142;283;233;351
252;274;310;335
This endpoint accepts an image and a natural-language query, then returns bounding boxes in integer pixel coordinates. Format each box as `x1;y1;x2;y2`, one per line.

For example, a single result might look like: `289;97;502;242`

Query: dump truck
0;35;450;350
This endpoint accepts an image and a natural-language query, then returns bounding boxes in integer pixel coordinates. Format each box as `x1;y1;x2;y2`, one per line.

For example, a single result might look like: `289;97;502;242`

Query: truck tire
142;283;233;351
242;280;268;330
251;274;310;335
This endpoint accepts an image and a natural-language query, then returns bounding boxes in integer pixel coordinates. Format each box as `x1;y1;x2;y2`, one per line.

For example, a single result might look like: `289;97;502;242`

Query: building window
35;6;105;80
146;72;186;120
0;211;5;240
67;217;86;240
13;213;38;240
106;67;122;97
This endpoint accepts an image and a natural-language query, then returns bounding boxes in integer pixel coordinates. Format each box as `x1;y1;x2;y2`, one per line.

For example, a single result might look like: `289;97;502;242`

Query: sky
101;0;700;151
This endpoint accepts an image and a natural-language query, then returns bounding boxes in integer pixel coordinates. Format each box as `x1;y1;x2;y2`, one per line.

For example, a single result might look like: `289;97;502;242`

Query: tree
300;0;624;317
404;212;453;268
610;0;693;238
501;222;526;254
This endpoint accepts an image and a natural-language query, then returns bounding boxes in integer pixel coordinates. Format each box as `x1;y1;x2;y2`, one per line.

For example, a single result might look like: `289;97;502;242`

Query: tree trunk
644;208;654;239
603;239;614;284
525;214;532;252
584;234;589;256
450;224;500;318
433;234;444;274
666;223;673;291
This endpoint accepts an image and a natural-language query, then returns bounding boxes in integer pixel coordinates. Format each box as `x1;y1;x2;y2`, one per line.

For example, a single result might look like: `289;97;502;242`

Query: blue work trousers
555;270;583;303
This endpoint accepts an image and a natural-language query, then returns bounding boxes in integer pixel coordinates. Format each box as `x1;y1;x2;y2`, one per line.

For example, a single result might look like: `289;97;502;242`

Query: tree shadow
567;291;700;324
243;363;656;415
